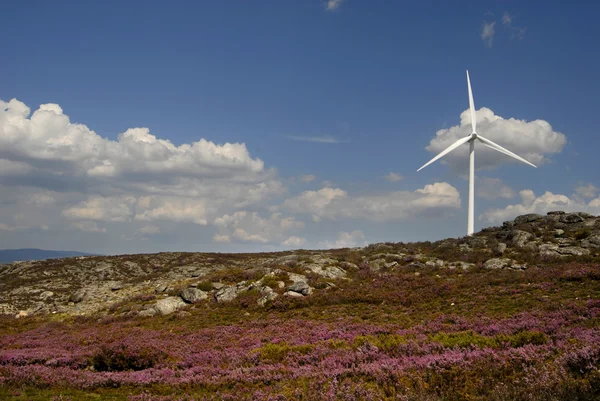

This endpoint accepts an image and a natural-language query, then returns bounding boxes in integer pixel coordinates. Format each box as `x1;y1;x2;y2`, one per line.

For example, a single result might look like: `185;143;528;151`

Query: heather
2;260;600;400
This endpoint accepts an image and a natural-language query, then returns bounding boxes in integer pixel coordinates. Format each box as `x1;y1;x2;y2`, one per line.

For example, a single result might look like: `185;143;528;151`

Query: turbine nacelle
418;70;536;236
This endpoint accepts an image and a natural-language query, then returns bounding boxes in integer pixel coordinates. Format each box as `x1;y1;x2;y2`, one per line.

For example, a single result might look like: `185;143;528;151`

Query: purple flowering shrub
1;262;599;400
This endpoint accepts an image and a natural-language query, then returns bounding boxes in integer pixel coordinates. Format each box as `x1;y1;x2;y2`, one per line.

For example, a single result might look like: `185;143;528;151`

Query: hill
0;211;599;400
0;248;95;263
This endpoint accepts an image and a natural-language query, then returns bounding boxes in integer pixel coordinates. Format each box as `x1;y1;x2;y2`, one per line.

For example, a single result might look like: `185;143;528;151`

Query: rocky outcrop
484;258;526;270
180;288;208;303
154;297;186;316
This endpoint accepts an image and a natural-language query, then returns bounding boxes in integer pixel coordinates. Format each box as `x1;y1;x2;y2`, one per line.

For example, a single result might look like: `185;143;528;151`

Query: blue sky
1;1;599;254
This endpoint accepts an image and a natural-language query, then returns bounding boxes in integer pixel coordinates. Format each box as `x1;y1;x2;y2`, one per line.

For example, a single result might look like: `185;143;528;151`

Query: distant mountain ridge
0;248;95;263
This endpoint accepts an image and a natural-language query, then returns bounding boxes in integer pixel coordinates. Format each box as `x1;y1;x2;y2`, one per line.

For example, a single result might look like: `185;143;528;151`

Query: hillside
0;249;95;264
0;211;599;400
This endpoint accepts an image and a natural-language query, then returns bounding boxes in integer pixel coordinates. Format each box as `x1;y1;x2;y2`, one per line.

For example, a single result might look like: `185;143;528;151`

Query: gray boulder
180;288;208;303
284;291;304;297
257;287;279;306
287;281;313;296
511;230;533;248
560;213;584;224
484;258;525;270
514;214;544;225
154;283;168;293
154;297;186;316
494;242;507;255
304;263;347;279
69;289;88;304
214;286;239;303
540;243;591;257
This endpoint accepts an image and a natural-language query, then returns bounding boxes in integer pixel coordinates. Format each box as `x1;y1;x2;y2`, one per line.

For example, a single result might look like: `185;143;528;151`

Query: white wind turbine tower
418;71;537;236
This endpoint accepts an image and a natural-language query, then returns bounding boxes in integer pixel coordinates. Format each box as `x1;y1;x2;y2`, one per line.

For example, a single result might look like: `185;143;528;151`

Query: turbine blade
476;135;537;168
417;136;472;171
467;70;477;133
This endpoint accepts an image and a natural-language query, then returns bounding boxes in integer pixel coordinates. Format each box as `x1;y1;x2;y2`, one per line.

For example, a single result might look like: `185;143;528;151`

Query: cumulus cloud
477;177;516;200
319;230;366;249
0;97;284;237
384;172;404;182
424;107;566;171
70;221;106;233
481;21;496;47
138;224;160;235
213;234;231;243
284;182;461;222
575;184;598;199
300;174;316;183
325;0;344;11
479;189;600;223
282;236;307;248
213;211;304;244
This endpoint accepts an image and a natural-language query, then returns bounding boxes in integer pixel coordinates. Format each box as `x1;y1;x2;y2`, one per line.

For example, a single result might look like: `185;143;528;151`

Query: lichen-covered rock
494;242;507;255
214;286;239;303
511;230;533;248
540;243;591;257
514;214;544;225
484;258;525;270
304;263;347;279
284;291;304;297
180;288;208;303
69;289;88;304
154;297;185;316
257;287;278;306
287;281;313;296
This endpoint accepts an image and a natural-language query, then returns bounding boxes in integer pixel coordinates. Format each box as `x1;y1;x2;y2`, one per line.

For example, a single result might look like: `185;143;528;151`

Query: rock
494;243;507;255
547;211;565;216
524;242;538;253
540;243;591;257
425;259;445;268
139;308;157;317
484;258;525;270
154;297;186;316
275;254;300;266
287;272;309;283
214;286;239;303
284;291;304;297
212;282;225;290
154;283;168;293
514;214;544;225
373;243;394;252
554;229;565;237
409;262;426;269
39;291;54;300
111;283;125;291
339;261;358;270
69;289;88;303
560;213;584;224
385;261;398;269
369;259;386;271
257;287;279;306
180;288;208;303
511;230;533;248
304;264;347;279
287;281;313;296
557;247;591;256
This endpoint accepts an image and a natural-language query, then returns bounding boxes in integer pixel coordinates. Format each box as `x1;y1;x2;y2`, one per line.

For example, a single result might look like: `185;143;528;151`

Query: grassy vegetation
1;258;600;400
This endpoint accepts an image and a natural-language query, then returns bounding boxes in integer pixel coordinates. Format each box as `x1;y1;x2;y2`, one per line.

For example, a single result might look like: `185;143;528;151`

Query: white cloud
575;184;598;199
479;189;600;223
284;182;461;222
213;234;231;243
138;224;160;235
26;193;56;206
385;172;404;182
286;135;345;144
477;177;516;200
282;236;307;248
326;0;344;11
214;211;304;244
424;107;566;171
134;196;208;225
502;12;526;40
319;230;366;249
300;174;316;183
70;221;106;233
62;196;135;222
0;97;284;236
481;21;496;47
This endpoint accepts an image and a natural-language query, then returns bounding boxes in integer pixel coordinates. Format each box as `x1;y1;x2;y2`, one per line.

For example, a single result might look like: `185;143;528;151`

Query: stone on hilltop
214;286;239;303
154;297;186;316
180;288;208;303
514;214;544;225
287;281;313;296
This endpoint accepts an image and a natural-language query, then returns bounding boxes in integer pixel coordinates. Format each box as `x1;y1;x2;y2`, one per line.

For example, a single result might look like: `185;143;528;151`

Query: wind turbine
417;71;536;236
